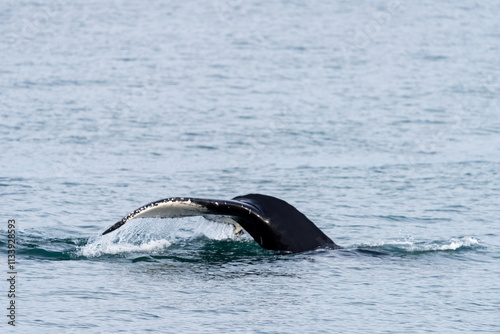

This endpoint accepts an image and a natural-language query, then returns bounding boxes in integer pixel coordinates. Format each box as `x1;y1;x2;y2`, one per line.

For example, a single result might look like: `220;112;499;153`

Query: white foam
79;237;172;257
431;236;479;251
79;217;247;257
357;236;479;252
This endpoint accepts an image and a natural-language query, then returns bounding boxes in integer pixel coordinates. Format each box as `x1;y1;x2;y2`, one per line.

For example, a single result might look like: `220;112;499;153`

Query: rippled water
1;0;500;333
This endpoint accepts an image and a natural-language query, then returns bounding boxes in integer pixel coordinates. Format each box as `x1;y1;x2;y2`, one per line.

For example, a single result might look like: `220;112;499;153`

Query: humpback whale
102;194;341;253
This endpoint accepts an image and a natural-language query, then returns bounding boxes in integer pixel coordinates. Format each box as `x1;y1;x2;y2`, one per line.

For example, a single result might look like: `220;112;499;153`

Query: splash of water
78;217;244;257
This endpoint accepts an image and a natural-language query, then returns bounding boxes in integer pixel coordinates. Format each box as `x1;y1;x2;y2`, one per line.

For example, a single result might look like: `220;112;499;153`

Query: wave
1;218;482;261
1;233;88;260
354;236;480;255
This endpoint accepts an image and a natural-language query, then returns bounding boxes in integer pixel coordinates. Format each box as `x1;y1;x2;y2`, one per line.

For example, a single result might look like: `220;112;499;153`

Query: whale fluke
102;194;341;253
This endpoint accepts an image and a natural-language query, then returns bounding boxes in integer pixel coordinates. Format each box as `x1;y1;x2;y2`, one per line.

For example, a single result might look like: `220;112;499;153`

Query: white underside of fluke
132;199;209;220
126;199;244;236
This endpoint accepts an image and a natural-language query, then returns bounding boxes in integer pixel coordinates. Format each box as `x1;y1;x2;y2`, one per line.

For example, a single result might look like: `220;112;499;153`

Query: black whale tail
232;194;339;252
102;193;341;253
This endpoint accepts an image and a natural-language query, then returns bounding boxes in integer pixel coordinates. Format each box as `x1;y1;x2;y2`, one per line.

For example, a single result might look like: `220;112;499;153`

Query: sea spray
79;217;247;257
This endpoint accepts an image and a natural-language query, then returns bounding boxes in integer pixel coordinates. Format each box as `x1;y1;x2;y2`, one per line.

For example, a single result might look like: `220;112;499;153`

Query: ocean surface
1;0;499;332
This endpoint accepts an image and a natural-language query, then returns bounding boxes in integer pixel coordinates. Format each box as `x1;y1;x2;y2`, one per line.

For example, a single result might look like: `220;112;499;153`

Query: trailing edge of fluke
102;193;341;253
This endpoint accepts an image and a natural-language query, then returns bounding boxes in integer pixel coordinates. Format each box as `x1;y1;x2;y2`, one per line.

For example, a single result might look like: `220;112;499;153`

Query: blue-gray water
1;0;500;332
